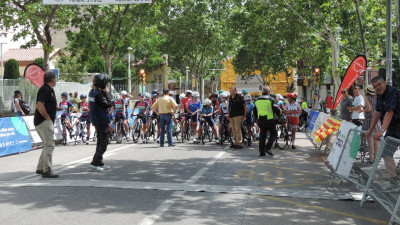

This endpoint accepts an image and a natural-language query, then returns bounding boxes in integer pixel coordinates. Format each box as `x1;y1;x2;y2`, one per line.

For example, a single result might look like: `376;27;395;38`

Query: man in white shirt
348;86;365;126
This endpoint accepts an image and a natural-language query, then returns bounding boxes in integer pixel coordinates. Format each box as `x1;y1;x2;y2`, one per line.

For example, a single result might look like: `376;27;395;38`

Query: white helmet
276;94;283;100
203;99;212;106
113;93;120;101
179;93;185;101
224;91;230;97
220;92;228;98
244;94;252;100
192;91;199;98
185;90;193;95
120;90;128;96
144;93;151;100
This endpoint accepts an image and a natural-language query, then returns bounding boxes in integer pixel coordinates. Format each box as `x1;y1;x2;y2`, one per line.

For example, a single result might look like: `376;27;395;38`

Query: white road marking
138;151;226;225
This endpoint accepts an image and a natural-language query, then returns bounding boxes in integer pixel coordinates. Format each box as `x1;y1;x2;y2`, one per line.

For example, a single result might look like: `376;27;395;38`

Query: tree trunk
104;55;112;77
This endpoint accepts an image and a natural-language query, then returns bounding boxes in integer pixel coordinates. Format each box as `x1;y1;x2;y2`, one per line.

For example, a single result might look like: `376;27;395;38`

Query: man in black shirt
34;70;59;178
229;86;247;149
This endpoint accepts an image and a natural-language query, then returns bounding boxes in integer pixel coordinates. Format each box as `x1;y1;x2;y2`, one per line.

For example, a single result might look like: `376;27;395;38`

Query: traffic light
139;69;146;82
315;68;321;82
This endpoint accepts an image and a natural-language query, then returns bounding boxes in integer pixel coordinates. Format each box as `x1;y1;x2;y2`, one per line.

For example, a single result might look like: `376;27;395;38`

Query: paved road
0;132;390;225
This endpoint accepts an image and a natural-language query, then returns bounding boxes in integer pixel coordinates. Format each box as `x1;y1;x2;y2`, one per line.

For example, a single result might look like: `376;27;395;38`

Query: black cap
163;88;169;94
14;90;21;95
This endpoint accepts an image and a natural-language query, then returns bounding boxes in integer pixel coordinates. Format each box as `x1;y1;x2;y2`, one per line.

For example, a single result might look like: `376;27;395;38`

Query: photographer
89;73;113;172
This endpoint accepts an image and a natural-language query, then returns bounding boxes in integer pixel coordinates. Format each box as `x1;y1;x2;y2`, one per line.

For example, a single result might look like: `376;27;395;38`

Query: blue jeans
160;113;173;146
14;111;23;117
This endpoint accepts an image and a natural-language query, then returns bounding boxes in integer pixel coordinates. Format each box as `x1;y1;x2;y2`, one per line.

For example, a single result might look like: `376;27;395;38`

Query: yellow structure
220;58;294;96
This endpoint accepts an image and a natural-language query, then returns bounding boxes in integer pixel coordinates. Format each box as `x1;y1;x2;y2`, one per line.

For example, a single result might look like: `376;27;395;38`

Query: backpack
19;99;31;115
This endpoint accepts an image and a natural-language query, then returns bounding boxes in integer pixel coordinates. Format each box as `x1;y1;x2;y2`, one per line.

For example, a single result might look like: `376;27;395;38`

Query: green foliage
87;57;105;73
4;59;20;79
33;58;44;69
55;54;86;83
112;63;128;85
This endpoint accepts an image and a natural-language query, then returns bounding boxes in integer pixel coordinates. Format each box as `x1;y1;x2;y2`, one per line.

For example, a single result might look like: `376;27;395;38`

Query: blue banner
307;110;320;131
0;117;32;157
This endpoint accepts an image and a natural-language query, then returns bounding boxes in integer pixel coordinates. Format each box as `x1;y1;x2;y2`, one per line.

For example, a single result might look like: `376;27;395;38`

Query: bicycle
297;111;308;132
172;114;181;142
114;114;127;144
199;116;213;144
241;120;249;146
74;116;89;145
219;115;233;146
276;120;292;149
181;113;193;143
146;115;158;142
132;114;146;143
60;117;75;146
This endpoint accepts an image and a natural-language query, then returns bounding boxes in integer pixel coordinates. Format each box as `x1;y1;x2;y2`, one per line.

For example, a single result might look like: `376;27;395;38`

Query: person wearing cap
152;88;178;147
361;84;382;165
34;70;59;178
325;91;333;114
312;92;321;112
12;90;25;117
300;96;308;127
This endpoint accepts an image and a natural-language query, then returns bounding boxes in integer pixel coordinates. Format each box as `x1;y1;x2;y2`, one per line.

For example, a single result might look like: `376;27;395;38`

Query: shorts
61;115;70;122
80;116;91;125
288;116;299;128
219;115;230;125
200;117;215;127
108;114;113;123
191;113;199;123
114;114;126;122
383;127;400;158
246;116;253;127
137;114;147;124
152;112;160;123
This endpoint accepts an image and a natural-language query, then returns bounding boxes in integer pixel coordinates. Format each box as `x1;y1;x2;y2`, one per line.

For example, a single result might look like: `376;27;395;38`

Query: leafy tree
55;54;85;83
4;59;20;79
0;1;75;70
87;57;105;73
111;63;128;85
33;58;44;69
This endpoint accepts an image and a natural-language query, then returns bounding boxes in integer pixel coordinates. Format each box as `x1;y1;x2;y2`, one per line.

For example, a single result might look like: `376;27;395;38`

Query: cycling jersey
113;98;125;115
284;102;301;118
277;100;284;110
135;101;149;115
60;101;73;116
181;97;189;112
212;100;219;112
301;101;308;110
78;102;90;117
219;102;229;115
246;102;254;117
188;99;201;112
200;106;213;115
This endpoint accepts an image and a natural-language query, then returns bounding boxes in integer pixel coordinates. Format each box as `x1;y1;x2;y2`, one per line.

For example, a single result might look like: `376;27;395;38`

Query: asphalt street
0;132;390;225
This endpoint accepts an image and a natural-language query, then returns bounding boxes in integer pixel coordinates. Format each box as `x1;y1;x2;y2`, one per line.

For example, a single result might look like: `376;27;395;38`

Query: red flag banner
332;55;367;111
24;64;45;88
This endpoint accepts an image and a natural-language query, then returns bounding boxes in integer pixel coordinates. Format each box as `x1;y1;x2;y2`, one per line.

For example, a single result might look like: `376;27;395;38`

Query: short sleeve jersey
277;101;284;110
200;106;213;115
113;98;125;115
134;101;149;115
301;102;308;110
188;99;201;112
246;102;254;117
285;102;301;118
59;101;74;116
220;102;229;115
79;102;90;117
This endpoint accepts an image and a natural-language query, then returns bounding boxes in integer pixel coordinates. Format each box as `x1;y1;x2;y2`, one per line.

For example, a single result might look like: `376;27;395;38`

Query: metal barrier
360;136;400;225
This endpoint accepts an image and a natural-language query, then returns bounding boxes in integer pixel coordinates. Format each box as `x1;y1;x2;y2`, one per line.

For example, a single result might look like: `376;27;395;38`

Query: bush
33;58;44;69
4;59;20;79
87;57;105;73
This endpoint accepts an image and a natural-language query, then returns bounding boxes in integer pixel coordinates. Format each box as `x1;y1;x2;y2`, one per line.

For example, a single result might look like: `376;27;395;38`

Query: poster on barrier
23;116;42;144
0;117;32;157
307;110;320;131
327;121;357;178
311;112;330;136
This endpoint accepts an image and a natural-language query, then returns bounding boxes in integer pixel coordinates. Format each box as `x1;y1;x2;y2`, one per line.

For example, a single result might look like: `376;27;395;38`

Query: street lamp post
185;66;189;90
127;47;133;94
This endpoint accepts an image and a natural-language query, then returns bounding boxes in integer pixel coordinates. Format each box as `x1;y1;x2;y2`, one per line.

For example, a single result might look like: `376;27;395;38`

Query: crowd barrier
306;109;400;224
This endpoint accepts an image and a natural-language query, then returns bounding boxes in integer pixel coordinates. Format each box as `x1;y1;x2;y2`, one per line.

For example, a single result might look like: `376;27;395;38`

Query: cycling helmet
61;92;68;98
242;89;248;94
203;99;212;106
301;96;306;100
192;91;199;98
144;93;151;100
179;93;185;101
276;94;283;100
169;91;173;96
224;91;230;97
152;89;159;95
93;73;111;89
185;90;193;95
244;94;252;100
220;92;228;98
113;93;120;101
121;90;128;96
210;92;218;98
218;90;224;95
80;94;87;99
138;93;144;98
287;93;296;99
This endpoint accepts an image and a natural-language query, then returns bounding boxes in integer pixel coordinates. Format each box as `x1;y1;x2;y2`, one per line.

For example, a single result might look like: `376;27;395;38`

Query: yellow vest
255;98;274;120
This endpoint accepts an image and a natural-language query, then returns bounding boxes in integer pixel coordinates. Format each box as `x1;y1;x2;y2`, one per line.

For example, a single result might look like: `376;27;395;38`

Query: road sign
51;68;59;79
236;75;264;93
43;0;151;5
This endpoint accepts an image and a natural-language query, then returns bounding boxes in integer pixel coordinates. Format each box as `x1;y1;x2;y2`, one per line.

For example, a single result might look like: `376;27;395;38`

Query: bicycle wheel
276;125;288;149
132;121;141;143
80;122;87;143
62;126;67;146
208;126;213;142
298;117;305;132
152;120;157;141
201;125;207;145
251;126;257;141
73;124;80;145
175;123;181;142
116;122;123;144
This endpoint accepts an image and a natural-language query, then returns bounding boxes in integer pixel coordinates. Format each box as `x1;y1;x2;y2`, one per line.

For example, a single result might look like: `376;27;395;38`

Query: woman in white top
12;90;25;117
347;86;365;127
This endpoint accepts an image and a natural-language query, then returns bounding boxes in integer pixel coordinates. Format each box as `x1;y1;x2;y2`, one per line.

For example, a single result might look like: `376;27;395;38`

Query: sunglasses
341;91;346;94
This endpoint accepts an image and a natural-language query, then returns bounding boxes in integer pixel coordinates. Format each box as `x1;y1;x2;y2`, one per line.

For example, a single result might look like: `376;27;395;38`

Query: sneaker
216;139;221;144
259;153;266;157
100;165;111;170
35;170;43;175
90;165;104;172
230;145;235;149
265;148;274;156
157;138;160;143
292;145;296;149
86;140;89;145
234;145;243;149
168;143;176;147
41;171;59;178
248;139;252;146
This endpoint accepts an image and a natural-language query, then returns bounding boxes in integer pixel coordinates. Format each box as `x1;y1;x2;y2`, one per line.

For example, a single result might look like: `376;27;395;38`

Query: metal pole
179;76;182;94
201;76;204;101
386;0;393;86
185;66;189;90
0;43;6;103
127;47;133;94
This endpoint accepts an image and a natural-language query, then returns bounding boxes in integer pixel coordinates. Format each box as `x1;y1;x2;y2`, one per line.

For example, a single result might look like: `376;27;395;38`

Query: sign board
327;121;357;178
236;75;264;93
23;116;43;144
0;117;32;157
43;0;151;5
307;110;320;131
311;112;330;136
52;68;59;79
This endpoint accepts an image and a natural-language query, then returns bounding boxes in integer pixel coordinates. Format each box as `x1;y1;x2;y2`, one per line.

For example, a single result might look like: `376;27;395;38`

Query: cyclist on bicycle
121;90;131;126
180;90;192;135
283;93;302;149
245;94;255;146
58;92;75;136
144;92;152;129
216;92;230;141
187;91;202;143
110;93;128;138
150;89;161;142
198;99;220;143
75;94;91;144
276;94;285;110
134;94;150;142
299;96;309;128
